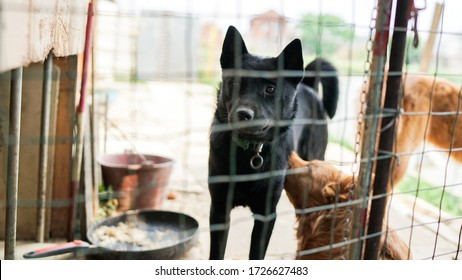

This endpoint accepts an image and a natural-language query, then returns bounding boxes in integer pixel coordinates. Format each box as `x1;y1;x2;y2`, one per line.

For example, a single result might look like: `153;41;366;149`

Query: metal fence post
364;0;413;260
4;67;23;260
348;0;393;260
36;53;53;243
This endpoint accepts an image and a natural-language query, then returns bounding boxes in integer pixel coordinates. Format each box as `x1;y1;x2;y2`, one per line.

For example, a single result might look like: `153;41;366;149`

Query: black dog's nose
236;108;254;121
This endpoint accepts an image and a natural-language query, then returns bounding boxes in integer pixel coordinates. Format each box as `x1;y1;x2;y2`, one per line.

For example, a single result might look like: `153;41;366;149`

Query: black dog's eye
265;85;276;95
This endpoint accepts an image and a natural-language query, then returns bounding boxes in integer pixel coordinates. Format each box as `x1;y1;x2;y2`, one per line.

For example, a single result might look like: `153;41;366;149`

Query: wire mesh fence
92;0;462;260
0;0;461;260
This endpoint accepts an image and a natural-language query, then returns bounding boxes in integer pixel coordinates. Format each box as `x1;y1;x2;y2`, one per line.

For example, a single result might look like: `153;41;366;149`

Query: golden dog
284;152;412;260
391;75;462;185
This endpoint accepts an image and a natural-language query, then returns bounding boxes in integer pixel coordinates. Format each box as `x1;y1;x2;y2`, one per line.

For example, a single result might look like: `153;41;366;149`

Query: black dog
208;26;338;260
293;58;338;160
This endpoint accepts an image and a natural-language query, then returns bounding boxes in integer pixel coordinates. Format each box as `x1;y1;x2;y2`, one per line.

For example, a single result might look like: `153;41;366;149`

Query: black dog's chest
208;130;291;209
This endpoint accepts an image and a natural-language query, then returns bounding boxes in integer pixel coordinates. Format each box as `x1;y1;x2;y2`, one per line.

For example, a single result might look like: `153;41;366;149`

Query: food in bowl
93;222;176;251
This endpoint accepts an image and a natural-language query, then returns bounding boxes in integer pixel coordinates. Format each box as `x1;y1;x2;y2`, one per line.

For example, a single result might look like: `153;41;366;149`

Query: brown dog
391;75;462;185
284;152;412;260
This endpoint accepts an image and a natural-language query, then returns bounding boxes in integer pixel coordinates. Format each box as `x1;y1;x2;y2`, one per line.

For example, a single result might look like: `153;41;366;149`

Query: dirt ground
2;79;460;260
91;79;461;260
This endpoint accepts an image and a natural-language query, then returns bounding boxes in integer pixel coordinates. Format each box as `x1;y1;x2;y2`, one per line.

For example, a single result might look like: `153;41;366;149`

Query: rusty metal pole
69;2;94;241
364;0;413;260
4;67;23;260
36;53;53;243
348;0;393;260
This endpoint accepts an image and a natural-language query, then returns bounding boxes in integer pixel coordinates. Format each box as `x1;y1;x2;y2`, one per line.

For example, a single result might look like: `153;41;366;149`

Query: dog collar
231;134;264;169
232;133;252;150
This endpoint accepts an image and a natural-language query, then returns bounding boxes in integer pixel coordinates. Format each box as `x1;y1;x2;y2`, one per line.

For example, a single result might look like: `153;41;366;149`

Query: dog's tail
301;58;339;119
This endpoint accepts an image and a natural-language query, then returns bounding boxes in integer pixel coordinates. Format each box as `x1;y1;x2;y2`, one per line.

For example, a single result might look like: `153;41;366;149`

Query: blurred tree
297;14;354;56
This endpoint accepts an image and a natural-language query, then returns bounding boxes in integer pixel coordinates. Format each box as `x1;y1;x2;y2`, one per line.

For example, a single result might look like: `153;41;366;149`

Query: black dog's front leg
209;198;231;260
248;180;283;260
249;210;277;260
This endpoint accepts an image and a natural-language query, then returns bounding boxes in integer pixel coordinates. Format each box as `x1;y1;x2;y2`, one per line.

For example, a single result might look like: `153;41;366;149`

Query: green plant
396;176;462;216
97;184;117;218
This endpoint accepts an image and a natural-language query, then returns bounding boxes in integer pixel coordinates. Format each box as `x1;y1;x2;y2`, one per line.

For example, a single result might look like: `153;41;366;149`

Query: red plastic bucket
98;154;174;211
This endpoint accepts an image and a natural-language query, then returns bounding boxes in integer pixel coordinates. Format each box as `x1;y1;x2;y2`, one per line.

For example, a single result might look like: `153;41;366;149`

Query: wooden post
17;64;49;240
50;56;78;238
419;3;444;72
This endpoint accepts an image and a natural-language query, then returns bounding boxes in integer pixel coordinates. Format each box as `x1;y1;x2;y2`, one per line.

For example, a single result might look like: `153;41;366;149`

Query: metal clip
249;143;264;169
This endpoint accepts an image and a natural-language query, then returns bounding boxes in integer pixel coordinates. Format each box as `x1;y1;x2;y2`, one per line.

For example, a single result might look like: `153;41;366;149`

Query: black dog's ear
277;39;304;83
220;26;249;69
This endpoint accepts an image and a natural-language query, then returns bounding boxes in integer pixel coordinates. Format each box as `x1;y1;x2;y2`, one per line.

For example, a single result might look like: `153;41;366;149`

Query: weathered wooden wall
0;0;88;72
0;0;88;240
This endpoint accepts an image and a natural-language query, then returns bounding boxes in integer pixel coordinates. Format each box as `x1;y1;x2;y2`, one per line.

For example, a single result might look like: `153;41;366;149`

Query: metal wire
2;0;462;260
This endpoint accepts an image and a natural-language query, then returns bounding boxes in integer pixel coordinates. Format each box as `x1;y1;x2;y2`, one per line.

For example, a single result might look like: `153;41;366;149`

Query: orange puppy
284;152;412;260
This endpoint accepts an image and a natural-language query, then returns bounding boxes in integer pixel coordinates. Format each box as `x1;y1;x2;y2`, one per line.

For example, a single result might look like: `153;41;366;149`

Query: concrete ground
3;80;460;260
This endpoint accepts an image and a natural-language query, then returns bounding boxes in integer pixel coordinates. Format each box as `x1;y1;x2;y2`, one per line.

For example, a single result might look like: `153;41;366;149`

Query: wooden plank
0;62;56;240
50;56;78;238
0;62;62;240
15;63;44;239
419;3;444;72
0;0;87;72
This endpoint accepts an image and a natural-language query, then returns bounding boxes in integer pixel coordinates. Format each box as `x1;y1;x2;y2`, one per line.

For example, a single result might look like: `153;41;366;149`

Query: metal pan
24;210;199;260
